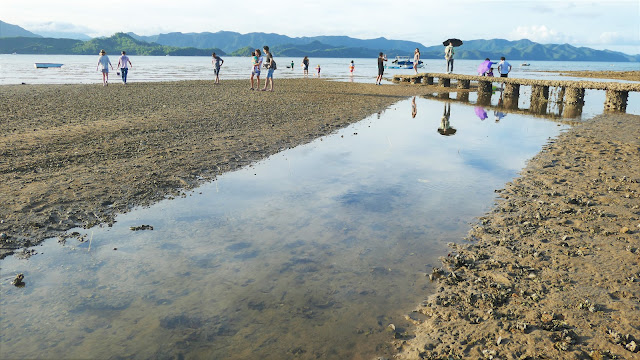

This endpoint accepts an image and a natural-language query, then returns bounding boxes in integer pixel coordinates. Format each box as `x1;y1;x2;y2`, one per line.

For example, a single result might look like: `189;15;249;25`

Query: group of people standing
96;49;132;86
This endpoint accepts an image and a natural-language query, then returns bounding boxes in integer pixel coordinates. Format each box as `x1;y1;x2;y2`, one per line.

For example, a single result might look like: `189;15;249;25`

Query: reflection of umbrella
477;60;495;75
443;38;463;47
474;106;488;120
438;128;457;136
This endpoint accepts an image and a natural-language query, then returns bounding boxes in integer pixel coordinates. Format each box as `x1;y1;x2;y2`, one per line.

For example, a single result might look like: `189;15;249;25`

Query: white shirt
118;55;131;69
98;55;110;70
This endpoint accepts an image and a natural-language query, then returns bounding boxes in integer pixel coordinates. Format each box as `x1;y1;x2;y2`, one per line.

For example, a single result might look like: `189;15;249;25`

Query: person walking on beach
376;52;387;85
498;57;512;78
96;49;113;86
445;41;454;73
116;51;132;85
349;60;355;75
212;52;224;84
291;60;294;69
302;56;310;76
413;48;420;74
250;49;263;90
261;46;276;91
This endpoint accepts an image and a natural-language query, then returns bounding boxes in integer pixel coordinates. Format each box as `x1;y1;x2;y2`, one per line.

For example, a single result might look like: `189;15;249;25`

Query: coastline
395;112;640;359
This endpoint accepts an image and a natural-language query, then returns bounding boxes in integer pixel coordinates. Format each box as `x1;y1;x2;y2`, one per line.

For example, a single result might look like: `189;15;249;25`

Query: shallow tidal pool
1;96;569;359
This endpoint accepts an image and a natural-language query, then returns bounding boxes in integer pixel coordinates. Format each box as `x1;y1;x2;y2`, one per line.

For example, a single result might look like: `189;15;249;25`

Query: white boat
520;63;530;66
386;56;424;69
35;63;63;68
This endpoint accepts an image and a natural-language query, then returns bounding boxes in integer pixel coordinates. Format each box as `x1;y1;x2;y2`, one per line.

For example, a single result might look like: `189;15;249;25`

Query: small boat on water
386;56;423;69
34;63;63;69
520;63;530;66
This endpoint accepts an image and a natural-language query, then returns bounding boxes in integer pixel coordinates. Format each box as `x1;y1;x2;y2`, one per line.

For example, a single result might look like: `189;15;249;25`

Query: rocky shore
395;112;640;359
0;79;427;259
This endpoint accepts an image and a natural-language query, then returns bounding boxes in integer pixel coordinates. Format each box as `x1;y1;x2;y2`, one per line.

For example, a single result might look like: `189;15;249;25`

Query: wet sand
0;79;430;258
2;77;639;358
551;70;640;82
395;112;640;359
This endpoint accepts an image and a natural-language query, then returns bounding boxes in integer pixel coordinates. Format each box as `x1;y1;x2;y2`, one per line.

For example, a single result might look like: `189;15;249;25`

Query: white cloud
510;25;573;44
25;21;94;34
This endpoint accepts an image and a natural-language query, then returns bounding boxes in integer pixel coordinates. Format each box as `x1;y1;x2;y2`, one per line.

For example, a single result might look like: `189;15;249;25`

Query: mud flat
552;70;640;82
394;113;640;359
0;79;428;259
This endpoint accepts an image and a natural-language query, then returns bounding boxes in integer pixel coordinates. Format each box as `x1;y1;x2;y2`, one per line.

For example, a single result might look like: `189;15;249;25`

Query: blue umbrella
477;60;495;75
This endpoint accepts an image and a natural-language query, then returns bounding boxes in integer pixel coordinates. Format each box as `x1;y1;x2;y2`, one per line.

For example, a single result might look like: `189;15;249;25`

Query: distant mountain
0;33;225;56
34;31;91;40
128;31;425;54
419;39;640;62
0;20;41;38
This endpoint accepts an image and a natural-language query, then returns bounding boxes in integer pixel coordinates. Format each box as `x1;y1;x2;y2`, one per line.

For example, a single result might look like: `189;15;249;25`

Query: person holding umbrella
443;38;462;73
445;42;454;73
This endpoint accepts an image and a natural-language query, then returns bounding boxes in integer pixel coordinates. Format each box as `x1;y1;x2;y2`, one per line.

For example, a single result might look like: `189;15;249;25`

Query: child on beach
349;60;355;75
250;49;263;90
315;64;321;77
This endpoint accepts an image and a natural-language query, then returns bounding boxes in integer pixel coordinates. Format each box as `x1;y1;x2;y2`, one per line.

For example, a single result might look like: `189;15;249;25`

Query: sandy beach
1;73;639;358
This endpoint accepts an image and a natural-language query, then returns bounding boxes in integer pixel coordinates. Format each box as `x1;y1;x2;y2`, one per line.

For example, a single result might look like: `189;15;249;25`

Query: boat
35;63;63;69
386;56;423;69
520;63;530;66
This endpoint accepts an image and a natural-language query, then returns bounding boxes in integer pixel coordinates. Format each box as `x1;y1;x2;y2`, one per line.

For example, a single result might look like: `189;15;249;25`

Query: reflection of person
411;96;417;118
349;60;355;75
211;52;223;84
494;110;506;122
302;56;310;76
376;52;387;85
262;46;275;91
438;102;456;135
445;42;454;73
498;57;512;78
250;49;263;90
116;51;132;85
96;49;113;86
413;48;420;74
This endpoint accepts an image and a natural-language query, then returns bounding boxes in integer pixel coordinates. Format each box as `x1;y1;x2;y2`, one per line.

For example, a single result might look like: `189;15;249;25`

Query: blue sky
2;0;639;54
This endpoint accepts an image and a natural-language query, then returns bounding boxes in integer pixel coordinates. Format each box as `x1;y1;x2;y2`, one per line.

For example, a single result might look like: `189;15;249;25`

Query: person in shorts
376;52;387;85
261;46;275;91
212;52;224;84
302;56;310;76
498;57;512;78
96;49;113;86
250;49;263;90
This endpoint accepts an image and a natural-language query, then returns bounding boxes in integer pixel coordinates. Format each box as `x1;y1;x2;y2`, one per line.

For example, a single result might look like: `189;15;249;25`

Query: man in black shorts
376;52;387;85
497;57;511;78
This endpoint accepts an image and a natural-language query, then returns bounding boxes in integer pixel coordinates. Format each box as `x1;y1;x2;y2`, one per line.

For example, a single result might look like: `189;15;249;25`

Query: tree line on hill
1;19;638;61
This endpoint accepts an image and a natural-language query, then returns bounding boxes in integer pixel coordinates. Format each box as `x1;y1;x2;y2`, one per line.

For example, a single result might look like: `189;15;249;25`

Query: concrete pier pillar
457;92;469;102
564;87;585;105
438;92;450;99
426;76;434;85
555;87;566;103
477;80;492;97
604;90;628;112
457;79;470;89
477;92;492;106
504;83;520;99
531;85;549;101
439;78;451;87
563;103;584;118
411;76;422;84
530;99;548;115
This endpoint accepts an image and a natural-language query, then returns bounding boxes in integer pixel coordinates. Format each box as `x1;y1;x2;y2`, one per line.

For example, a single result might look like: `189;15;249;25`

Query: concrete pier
564;87;585;105
457;79;470;89
604;90;629;112
531;85;549;101
439;78;451;88
477;80;492;96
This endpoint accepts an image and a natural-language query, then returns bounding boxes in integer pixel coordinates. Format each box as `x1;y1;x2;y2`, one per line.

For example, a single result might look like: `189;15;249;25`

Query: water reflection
0;98;569;360
438;102;457;136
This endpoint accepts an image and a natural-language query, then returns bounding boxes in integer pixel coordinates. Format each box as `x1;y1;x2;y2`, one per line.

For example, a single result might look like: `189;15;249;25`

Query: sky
2;0;639;55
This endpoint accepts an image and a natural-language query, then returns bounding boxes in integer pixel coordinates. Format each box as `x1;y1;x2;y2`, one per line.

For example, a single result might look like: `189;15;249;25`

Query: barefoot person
261;46;276;91
212;52;224;84
116;51;132;85
413;48;420;74
302;56;310;76
250;49;263;90
96;49;113;86
376;52;387;85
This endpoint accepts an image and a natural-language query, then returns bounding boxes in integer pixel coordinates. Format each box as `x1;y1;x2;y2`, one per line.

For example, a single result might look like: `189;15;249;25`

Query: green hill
0;33;225;56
